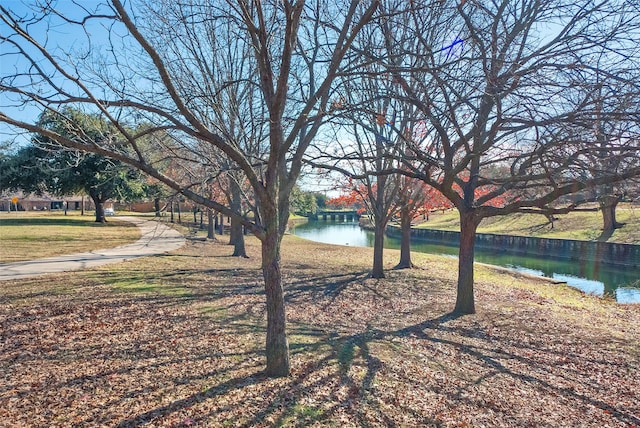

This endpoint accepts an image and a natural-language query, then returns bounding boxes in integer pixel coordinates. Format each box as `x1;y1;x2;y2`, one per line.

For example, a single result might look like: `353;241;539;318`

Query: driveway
0;216;185;281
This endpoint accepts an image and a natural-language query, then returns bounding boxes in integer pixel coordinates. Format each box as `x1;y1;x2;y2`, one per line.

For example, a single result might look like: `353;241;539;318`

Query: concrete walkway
0;216;185;281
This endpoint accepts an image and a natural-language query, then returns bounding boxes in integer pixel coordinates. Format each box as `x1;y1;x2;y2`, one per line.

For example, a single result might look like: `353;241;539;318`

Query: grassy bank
1;235;638;427
414;203;640;244
0;212;141;263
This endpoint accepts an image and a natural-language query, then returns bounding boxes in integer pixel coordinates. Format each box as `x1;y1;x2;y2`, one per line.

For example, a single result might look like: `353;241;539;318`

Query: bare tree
377;0;640;314
310;5;416;278
576;73;640;233
311;95;402;278
394;171;438;269
0;0;378;376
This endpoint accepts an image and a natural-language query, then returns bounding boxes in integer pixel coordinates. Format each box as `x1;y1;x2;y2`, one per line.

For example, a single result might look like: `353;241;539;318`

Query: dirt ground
1;235;638;427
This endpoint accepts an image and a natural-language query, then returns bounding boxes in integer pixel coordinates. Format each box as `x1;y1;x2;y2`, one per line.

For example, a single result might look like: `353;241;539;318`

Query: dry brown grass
1;235;638;427
0;212;140;263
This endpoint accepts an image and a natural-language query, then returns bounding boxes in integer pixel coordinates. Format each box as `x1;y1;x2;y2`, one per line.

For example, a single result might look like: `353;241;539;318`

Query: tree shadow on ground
111;307;639;427
6;248;637;427
113;371;266;428
284;270;371;301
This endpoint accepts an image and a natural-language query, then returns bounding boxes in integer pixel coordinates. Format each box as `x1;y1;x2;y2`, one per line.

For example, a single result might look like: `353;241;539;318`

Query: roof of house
0;191;87;202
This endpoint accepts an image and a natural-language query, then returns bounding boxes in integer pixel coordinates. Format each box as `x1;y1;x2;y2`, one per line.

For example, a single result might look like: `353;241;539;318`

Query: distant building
0;191;95;212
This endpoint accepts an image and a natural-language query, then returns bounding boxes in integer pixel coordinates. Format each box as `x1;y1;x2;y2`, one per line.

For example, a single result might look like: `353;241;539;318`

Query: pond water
291;220;640;304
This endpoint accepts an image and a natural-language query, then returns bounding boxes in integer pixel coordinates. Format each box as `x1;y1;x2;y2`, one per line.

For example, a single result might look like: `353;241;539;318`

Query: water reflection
291;220;640;304
293;222;374;247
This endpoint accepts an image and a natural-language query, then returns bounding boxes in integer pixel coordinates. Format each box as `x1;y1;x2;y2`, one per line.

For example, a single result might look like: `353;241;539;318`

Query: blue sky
1;0;114;148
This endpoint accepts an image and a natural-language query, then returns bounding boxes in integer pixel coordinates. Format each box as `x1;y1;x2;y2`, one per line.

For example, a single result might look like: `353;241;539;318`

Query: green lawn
414;203;640;244
0;212;141;263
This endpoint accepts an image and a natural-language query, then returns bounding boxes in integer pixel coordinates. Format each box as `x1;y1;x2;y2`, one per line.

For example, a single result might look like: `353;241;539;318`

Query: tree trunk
230;216;247;257
395;206;413;269
170;200;174;223
599;194;621;232
177;201;181;223
218;213;224;235
154;197;161;217
81;195;85;216
371;217;386;278
93;200;106;223
261;224;290;377
229;178;247;257
207;209;215;239
88;190;106;223
454;210;481;314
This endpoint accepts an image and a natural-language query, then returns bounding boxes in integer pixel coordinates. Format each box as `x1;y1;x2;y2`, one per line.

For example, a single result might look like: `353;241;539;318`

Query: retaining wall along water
386;226;640;268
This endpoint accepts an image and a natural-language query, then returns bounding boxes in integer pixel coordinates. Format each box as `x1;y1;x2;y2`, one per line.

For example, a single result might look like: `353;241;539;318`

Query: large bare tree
376;0;640;313
0;0;378;376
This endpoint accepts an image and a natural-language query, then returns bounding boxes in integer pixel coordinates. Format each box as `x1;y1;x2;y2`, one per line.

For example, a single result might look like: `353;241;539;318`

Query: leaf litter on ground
1;235;638;427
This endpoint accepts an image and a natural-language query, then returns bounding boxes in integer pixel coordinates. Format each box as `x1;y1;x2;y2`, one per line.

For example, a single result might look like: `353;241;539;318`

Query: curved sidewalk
0;216;185;281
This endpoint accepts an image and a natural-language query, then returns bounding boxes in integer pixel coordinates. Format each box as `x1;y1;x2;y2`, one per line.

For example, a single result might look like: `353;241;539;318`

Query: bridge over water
312;209;360;222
